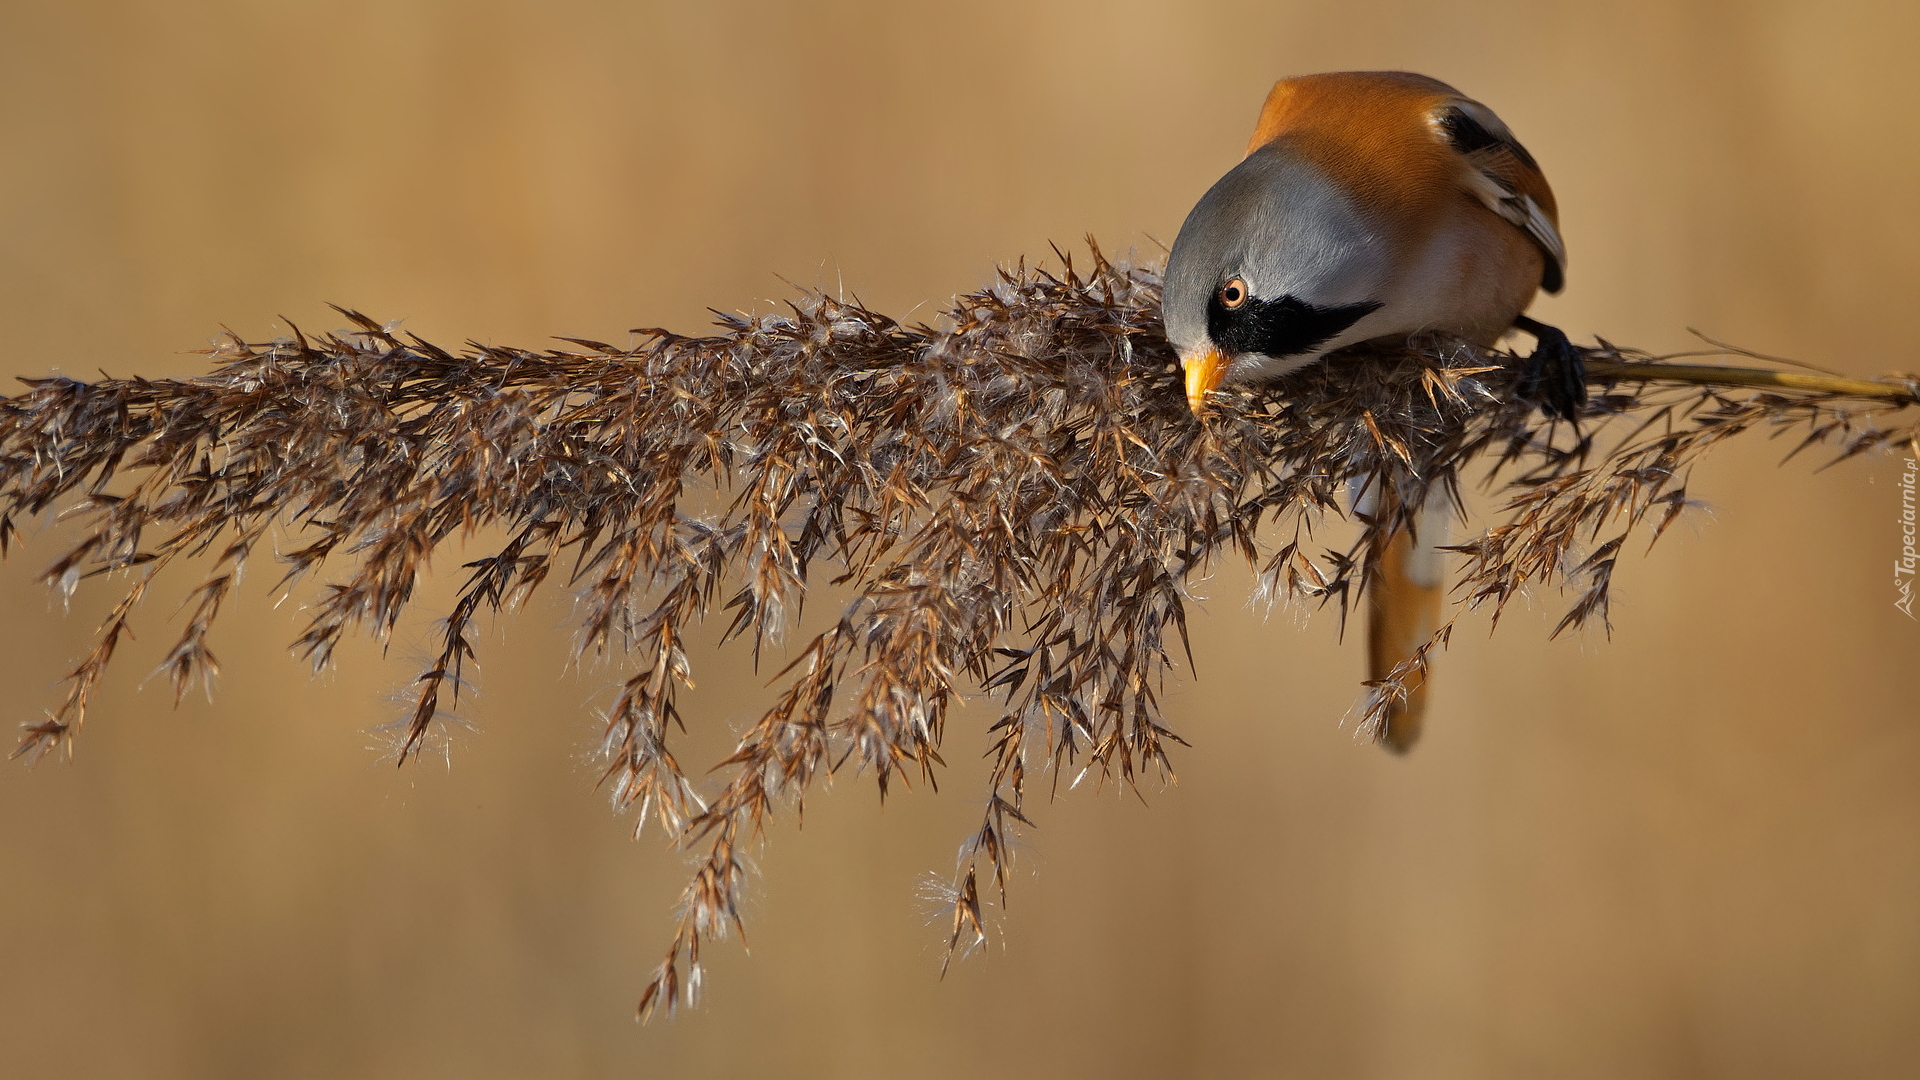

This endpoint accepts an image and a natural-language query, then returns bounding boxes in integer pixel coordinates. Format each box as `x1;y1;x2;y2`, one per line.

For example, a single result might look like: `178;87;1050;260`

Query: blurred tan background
2;1;1917;1076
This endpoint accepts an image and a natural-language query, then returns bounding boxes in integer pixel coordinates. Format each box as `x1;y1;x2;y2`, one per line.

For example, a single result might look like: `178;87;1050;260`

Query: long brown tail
1368;522;1445;752
1356;483;1449;753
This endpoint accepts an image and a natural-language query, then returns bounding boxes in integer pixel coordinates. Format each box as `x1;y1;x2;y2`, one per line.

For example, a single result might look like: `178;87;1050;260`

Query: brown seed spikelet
0;246;1913;1018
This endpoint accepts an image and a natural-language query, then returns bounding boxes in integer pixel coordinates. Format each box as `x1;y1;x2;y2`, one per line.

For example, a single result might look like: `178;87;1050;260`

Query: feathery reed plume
1;247;1914;1017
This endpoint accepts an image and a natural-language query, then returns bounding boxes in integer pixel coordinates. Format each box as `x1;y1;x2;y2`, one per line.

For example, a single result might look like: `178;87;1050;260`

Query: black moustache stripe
1207;293;1382;360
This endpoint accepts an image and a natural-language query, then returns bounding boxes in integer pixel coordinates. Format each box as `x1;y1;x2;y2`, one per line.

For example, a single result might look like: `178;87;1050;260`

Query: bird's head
1162;143;1388;415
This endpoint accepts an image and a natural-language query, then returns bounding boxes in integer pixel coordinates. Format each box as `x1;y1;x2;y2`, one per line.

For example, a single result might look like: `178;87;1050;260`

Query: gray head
1163;143;1390;412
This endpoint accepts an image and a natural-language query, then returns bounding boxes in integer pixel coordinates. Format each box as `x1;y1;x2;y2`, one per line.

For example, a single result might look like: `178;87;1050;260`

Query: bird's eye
1218;278;1249;309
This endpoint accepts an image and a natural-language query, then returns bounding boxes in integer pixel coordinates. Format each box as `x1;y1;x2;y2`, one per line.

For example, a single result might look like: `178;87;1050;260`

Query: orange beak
1182;346;1228;415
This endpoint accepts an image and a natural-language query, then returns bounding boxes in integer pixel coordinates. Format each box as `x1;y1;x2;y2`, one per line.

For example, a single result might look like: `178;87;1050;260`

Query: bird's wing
1436;99;1567;294
1353;478;1450;752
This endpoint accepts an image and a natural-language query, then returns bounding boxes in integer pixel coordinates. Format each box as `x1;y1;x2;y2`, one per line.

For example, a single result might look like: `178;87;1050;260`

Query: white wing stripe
1460;166;1566;283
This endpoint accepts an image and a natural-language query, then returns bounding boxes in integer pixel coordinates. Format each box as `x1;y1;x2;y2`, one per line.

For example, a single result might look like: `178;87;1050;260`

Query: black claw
1512;315;1587;421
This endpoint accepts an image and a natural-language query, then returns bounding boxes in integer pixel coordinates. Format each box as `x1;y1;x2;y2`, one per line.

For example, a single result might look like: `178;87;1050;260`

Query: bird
1160;70;1582;752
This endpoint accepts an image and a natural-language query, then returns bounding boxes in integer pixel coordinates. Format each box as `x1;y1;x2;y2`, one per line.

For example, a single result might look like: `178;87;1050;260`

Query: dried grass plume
2;247;1914;1018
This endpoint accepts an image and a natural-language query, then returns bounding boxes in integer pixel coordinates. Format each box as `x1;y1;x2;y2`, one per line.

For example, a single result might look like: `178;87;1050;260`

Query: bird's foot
1512;315;1587;421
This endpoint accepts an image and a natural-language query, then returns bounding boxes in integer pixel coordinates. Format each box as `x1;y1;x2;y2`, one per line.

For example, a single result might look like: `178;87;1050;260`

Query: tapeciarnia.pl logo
1899;457;1918;619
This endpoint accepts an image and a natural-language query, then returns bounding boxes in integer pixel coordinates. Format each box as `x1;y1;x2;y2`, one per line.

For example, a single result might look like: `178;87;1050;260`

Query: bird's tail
1353;479;1449;752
